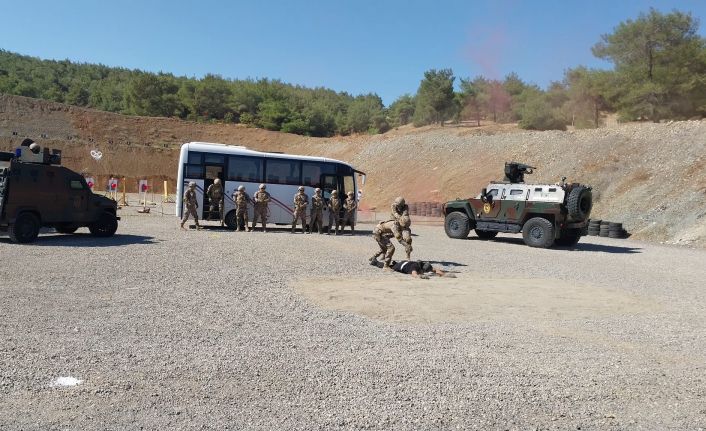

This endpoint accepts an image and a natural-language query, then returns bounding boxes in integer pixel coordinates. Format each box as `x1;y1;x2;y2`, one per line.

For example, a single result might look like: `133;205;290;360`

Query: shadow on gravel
186;224;374;236
571;243;642;254
465;236;642;254
0;233;158;247
427;260;467;267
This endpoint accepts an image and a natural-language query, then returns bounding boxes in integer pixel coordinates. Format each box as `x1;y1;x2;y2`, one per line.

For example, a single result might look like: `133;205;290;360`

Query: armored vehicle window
69;180;86;190
228;156;263;182
188;152;203;164
185;164;203;179
534;187;542;192
488;189;499;196
548;188;557;192
510;189;524;195
265;159;301;185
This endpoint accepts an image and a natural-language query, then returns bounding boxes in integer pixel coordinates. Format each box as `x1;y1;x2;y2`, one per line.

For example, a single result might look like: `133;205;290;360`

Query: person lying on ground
370;259;455;279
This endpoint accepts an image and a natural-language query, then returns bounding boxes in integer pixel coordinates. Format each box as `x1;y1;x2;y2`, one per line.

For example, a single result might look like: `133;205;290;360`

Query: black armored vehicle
0;139;119;243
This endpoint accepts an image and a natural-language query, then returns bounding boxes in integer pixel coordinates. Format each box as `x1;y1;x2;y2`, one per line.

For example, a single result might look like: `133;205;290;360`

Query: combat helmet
394;196;405;207
347;191;354;197
188;182;196;188
298;186;305;192
315;188;321;194
238;185;245;191
214;178;221;184
331;190;338;195
259;184;266;190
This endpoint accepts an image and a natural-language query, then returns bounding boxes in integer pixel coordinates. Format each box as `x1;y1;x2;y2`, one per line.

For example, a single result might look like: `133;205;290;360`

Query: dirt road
1;214;705;429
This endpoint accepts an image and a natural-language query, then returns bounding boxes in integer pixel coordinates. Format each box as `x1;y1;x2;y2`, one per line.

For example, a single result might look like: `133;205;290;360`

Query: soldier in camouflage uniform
342;191;357;234
391;196;409;223
252;183;270;232
369;216;413;267
292;186;309;234
234;185;251;232
327;190;342;235
308;188;325;234
180;182;201;230
206;178;224;225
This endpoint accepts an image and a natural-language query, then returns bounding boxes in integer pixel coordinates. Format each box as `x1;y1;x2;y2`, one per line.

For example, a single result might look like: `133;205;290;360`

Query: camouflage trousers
328;210;341;234
209;201;223;222
342;211;355;233
371;228;394;266
236;208;249;231
309;209;324;234
400;227;413;259
292;208;307;232
181;204;200;227
252;206;267;230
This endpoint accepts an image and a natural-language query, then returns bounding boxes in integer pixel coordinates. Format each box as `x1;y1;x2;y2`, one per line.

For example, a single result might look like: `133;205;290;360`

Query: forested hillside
1;8;705;136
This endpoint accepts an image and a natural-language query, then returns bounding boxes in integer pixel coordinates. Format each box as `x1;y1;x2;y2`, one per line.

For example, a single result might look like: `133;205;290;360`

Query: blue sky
2;0;706;104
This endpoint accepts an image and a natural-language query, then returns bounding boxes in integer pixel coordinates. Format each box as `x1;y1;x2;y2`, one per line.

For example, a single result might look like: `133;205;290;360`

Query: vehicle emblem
483;203;492;214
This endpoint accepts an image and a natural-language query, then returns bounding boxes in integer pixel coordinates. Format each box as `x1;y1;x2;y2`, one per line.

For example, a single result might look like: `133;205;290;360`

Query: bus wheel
224;210;237;230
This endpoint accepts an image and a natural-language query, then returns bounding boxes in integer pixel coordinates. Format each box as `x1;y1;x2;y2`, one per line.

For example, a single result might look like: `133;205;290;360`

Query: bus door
202;161;224;219
321;174;339;226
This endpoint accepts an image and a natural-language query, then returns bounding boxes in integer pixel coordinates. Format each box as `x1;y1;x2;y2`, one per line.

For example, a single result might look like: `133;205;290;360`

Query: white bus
176;142;365;229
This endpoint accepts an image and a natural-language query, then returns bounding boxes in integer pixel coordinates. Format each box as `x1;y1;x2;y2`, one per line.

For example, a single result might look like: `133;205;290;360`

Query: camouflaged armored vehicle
443;162;592;248
0;140;119;243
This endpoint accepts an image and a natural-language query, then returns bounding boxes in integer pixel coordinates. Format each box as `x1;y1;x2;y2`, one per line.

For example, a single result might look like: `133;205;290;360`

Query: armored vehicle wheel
224;210;237;230
567;186;592;220
89;212;118;237
55;224;79;234
555;229;581;247
475;229;498;240
522;217;555;248
9;212;40;244
444;212;471;239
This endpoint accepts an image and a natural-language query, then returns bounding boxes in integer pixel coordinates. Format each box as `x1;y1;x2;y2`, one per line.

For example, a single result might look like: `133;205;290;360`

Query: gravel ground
1;212;705;430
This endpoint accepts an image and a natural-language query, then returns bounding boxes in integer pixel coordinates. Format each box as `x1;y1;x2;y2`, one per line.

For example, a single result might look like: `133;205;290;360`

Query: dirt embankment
1;94;705;246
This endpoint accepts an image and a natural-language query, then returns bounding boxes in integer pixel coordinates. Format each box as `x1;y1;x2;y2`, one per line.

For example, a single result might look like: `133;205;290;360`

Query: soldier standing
206;178;224;225
234;185;251;232
309;188;325;234
180;182;201;230
327;190;342;235
292;186;309;234
251;184;270;232
342;191;357;234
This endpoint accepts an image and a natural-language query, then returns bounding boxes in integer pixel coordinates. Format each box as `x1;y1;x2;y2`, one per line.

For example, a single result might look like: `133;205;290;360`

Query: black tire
224;210;237;230
599;230;609;237
609;222;622;229
522;217;555;248
609;231;623;238
555;229;582;247
475;229;498;240
89;212;118;237
444;212;471;239
55;224;79;234
567;186;593;221
9;212;40;244
589;219;601;224
588;231;599;236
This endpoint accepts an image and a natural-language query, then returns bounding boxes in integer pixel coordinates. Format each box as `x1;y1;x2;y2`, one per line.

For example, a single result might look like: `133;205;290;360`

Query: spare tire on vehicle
567;185;592;221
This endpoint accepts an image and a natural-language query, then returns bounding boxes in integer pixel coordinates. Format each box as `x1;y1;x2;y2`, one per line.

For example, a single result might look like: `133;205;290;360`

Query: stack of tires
587;219;602;236
587;219;629;238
